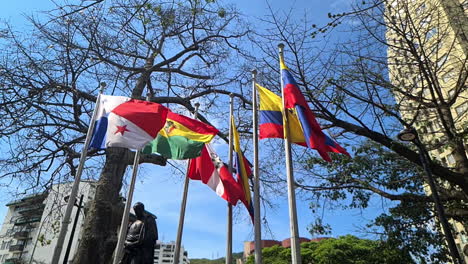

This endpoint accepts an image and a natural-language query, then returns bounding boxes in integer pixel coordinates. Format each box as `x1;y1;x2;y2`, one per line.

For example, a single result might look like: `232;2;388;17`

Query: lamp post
397;127;464;264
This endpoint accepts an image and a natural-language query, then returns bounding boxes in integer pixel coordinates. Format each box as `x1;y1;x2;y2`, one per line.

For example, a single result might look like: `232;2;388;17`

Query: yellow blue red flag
231;116;254;222
280;57;349;162
257;83;306;145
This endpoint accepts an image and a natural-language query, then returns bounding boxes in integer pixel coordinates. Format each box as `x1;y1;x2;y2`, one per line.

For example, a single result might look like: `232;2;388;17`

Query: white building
0;181;96;264
154;241;190;264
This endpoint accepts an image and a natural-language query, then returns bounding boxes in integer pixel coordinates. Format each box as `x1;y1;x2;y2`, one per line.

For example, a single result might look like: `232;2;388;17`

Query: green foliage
246;236;415;264
190;252;243;264
298;140;448;261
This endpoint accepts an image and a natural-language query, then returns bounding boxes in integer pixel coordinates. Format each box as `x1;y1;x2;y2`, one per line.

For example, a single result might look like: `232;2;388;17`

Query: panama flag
89;95;169;150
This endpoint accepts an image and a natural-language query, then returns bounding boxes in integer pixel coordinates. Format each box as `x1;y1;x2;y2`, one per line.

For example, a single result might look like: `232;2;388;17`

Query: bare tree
0;0;250;262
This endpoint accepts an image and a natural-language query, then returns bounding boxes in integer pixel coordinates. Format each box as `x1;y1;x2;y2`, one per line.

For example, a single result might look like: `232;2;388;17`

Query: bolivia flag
143;111;219;159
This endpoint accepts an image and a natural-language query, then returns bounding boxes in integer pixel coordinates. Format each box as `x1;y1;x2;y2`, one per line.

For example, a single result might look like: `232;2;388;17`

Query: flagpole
112;93;151;264
112;147;142;264
173;103;200;264
251;70;263;264
278;43;302;264
226;94;234;264
51;82;106;264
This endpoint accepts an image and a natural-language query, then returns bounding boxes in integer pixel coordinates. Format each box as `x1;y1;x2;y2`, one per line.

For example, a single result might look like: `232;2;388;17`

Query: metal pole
51;82;106;264
252;70;263;264
414;135;464;264
28;214;47;264
226;94;234;264
112;149;142;264
173;103;200;264
278;43;301;264
63;194;84;264
113;93;152;264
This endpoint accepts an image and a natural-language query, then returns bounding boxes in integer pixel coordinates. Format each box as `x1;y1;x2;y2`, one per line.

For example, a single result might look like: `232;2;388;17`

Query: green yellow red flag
143;111;218;159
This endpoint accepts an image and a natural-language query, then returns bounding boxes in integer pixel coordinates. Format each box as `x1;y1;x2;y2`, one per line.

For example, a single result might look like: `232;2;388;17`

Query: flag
187;144;242;205
143;111;219;159
257;83;306;145
280;57;349;162
231;116;254;221
89;95;168;150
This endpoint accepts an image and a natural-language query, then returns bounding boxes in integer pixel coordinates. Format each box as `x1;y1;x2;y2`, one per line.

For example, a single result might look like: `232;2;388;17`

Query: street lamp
398;127;464;264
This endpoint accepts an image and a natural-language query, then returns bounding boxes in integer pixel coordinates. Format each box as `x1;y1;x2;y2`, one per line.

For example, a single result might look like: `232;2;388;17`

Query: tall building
154;241;190;264
0;181;96;264
386;0;468;261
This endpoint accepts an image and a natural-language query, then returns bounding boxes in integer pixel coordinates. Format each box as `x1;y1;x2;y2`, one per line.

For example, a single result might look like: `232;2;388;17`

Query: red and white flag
89;95;169;150
187;144;242;205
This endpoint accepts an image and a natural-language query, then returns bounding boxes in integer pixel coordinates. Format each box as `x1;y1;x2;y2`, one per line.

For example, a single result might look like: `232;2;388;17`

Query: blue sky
0;0;391;259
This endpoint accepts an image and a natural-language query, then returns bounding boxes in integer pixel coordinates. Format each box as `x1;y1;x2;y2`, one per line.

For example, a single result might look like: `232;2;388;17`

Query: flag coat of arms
89;95;168;150
186;144;242;205
143;111;219;159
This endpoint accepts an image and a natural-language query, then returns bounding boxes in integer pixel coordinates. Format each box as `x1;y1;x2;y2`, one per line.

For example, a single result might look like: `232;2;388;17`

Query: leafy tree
245;235;414;264
245;0;467;261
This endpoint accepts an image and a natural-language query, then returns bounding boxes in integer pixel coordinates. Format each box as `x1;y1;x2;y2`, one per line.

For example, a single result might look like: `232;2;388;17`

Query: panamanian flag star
89;95;168;150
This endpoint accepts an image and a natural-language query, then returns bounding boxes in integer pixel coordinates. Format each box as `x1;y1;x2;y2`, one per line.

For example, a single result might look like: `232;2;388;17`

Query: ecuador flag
143;111;219;159
257;83;306;145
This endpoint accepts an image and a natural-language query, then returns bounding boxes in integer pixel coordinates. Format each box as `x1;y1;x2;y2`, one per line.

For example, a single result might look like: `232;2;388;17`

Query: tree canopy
245;235;415;264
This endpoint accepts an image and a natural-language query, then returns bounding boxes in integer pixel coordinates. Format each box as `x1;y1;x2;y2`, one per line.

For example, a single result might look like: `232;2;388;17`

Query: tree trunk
73;147;128;264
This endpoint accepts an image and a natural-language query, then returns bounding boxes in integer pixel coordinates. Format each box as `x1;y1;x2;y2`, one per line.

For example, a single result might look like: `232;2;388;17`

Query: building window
437;54;448;68
448;89;455;98
446;154;456;165
455;102;467;117
416;3;427;13
442;69;455;83
426;27;438;40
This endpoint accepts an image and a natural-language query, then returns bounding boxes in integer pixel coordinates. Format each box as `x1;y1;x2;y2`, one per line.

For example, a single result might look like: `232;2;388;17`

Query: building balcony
13;231;29;239
17;204;45;215
4;258;20;264
9;244;24;252
6;192;47;207
14;216;41;226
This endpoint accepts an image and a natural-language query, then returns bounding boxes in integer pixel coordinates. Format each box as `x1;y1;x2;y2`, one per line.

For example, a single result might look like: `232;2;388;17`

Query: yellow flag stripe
257;83;282;111
159;119;216;142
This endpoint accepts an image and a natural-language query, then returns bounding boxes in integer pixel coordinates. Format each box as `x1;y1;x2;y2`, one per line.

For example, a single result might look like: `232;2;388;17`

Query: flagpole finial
229;93;234;98
251;69;257;75
99;82;106;92
194;102;200;108
278;43;285;51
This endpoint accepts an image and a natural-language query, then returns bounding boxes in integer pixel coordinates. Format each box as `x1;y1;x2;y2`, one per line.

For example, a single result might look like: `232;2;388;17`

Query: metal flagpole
112;147;142;264
173;103;201;264
112;93;151;264
226;94;234;264
51;82;106;264
251;70;263;264
278;43;301;264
